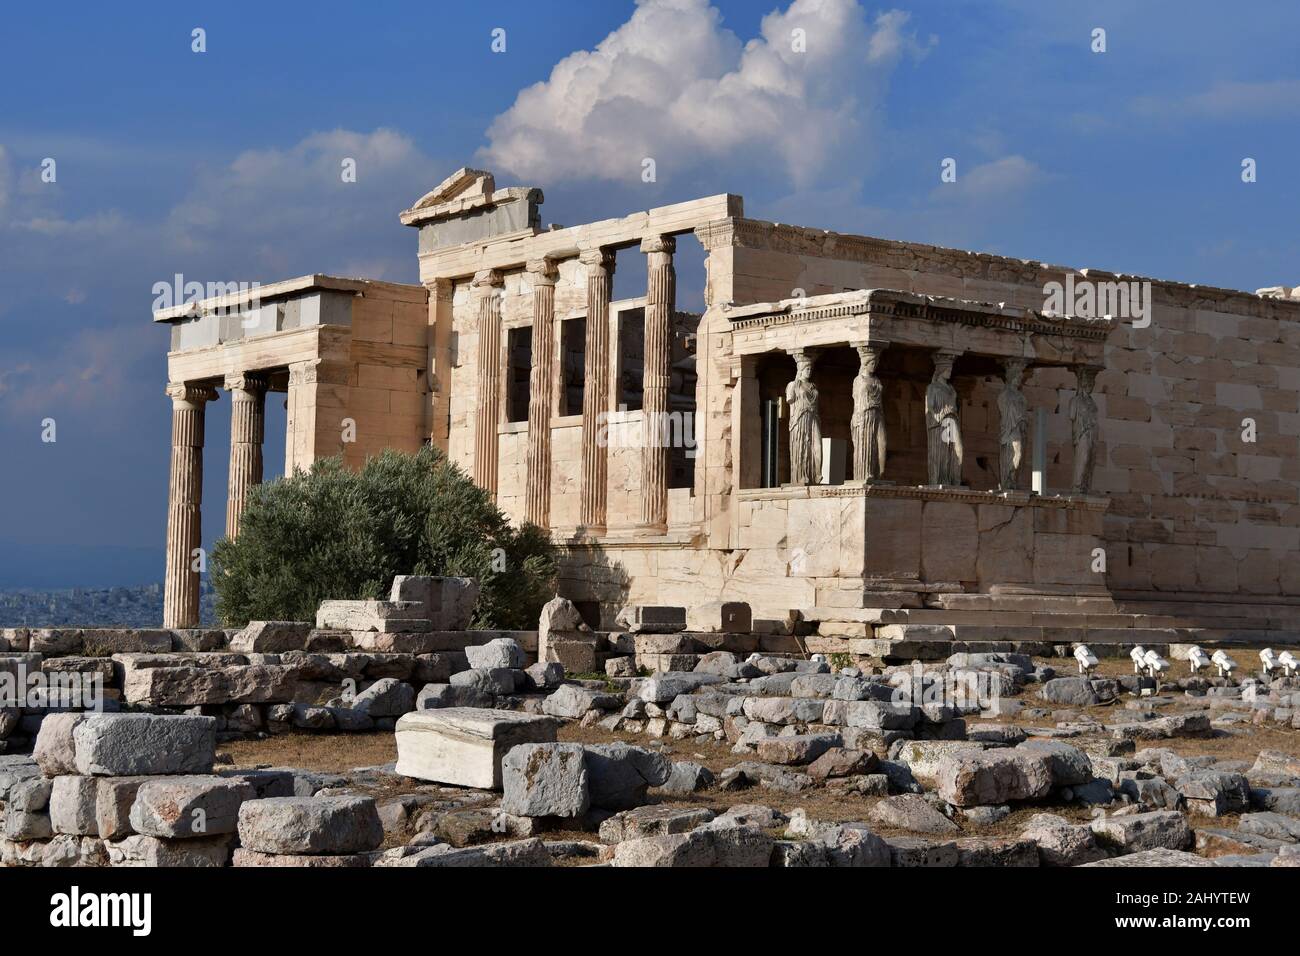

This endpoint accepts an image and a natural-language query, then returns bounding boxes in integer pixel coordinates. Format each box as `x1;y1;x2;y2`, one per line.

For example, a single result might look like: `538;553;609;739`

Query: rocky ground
192;645;1300;867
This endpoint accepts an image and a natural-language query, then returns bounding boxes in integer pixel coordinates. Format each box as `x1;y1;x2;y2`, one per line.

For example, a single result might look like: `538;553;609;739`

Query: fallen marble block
394;708;558;789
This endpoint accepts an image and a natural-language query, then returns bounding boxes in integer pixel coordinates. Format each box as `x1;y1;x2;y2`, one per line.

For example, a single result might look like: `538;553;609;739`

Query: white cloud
480;0;931;189
1132;79;1300;119
930;155;1046;204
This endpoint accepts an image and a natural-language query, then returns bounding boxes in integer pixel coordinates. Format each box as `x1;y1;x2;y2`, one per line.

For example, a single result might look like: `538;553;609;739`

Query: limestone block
73;714;217;776
232;848;372;867
122;664;298;706
229;621;312;653
615;605;686;634
33;713;84;776
501;742;590;818
394;708;558;788
105;834;233;867
316;600;431;633
464;638;526;670
96;777;154;840
390;575;479;630
49;775;99;835
685;601;752;635
237;796;383;855
130;776;256;838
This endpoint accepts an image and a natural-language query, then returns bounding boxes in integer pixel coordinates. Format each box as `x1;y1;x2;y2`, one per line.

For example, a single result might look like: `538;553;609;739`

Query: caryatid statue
852;344;886;481
925;351;963;486
997;359;1029;490
786;349;822;485
1070;365;1099;494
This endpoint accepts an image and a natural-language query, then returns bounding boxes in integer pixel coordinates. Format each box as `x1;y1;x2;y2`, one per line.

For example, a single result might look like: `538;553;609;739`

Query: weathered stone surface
33;713;84;776
686;601;751;633
1081;847;1214;867
599;803;716;843
894;740;988;790
616;605;686;634
1041;676;1099;707
237;796;383;855
229;621;312;653
1021;813;1107;866
1177;770;1251;816
525;661;565;690
465;638;526;670
73;714;217;776
105;833;233;867
379;837;552;867
49;775;99;835
654;761;715;796
130;776;256;838
583;743;672;810
886;835;959;867
416;682;493;710
637;672;725;704
610;823;770;867
807;747;879;781
501;743;590;818
868;794;960;835
1252;750;1300;778
537;596;588;664
1091;810;1194;852
390;575;479;630
756;733;840;766
95;777;154;840
542;683;622;719
936;748;1055;806
818;824;892;867
394;708;558;789
122;664;298;706
232;848;372;867
955;836;1040;866
350;677;416;717
1017;739;1093;787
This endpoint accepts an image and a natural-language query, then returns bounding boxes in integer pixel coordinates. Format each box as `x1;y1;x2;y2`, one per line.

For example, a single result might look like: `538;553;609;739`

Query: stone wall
705;218;1300;603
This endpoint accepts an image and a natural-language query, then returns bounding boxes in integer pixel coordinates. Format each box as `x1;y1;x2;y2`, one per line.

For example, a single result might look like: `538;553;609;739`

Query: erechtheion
154;168;1300;639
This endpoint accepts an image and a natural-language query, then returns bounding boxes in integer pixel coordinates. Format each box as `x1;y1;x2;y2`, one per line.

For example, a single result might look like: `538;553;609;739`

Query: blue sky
1;0;1297;587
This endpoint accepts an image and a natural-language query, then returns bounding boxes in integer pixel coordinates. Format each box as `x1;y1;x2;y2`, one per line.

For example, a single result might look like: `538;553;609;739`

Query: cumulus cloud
480;0;932;188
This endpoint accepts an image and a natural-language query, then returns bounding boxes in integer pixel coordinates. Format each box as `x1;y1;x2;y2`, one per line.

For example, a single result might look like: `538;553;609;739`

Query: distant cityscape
0;582;218;628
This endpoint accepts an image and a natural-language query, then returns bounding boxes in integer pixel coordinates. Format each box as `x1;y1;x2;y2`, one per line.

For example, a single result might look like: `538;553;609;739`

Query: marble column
851;343;886;481
225;372;267;539
639;234;675;532
163;382;216;628
472;269;504;498
1070;365;1100;494
524;258;558;529
579;247;615;533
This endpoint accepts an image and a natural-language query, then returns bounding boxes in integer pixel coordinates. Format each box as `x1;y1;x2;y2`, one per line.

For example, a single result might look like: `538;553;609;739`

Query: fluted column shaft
163;383;216;628
579;248;616;533
472;270;504;498
640;234;675;531
524;259;557;528
225;372;267;539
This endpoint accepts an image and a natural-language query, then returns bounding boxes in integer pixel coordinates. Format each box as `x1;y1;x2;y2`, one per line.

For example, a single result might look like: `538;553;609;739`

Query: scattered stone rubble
4;590;1300;867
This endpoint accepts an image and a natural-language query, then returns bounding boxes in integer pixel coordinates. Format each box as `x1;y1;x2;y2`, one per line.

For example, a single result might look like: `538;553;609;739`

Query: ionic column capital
471;269;504;290
578;246;617;273
223;371;268;395
526;257;559;286
165;382;217;406
1074;364;1101;390
640;234;676;256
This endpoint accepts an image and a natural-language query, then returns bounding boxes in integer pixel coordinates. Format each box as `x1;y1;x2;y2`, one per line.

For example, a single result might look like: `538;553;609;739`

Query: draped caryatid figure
997;359;1029;491
786;349;821;485
1071;365;1099;494
852;344;886;481
925;351;963;486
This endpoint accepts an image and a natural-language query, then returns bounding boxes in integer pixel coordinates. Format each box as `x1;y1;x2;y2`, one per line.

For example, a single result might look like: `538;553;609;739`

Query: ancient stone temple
155;168;1300;639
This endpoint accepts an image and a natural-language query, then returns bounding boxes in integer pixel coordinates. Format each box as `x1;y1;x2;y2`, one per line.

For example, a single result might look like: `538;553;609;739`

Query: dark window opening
616;307;645;411
506;326;532;423
560;317;586;416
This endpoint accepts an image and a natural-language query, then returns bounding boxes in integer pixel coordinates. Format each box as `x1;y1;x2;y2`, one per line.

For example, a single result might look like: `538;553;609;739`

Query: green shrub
211;446;557;629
